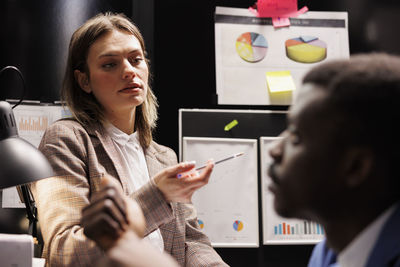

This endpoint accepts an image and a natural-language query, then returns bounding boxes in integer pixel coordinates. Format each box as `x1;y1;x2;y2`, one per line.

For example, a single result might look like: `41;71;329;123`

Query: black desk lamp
0;101;53;189
0;66;53;238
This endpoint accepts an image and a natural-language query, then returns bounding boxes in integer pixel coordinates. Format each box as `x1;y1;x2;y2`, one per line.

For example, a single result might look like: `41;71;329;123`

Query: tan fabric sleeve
131;179;174;236
31;122;102;266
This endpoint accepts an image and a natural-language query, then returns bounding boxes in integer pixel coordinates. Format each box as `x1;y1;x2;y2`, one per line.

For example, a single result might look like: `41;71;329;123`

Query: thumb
100;175;124;195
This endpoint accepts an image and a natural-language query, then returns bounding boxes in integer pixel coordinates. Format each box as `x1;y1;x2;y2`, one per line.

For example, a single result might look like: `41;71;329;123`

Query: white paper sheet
260;137;324;244
215;6;350;105
183;137;259;247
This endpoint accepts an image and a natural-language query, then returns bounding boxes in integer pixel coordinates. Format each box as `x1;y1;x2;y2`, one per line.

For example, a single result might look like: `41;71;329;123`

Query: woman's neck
105;108;136;135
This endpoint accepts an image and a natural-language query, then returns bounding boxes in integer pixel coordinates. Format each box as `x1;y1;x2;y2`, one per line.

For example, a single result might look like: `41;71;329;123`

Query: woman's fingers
153;160;214;203
163;161;197;178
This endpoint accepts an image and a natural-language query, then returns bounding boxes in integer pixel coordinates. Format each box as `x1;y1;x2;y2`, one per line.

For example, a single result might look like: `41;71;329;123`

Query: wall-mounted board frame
183;137;259;247
260;137;324;245
179;109;288;248
179;108;288;162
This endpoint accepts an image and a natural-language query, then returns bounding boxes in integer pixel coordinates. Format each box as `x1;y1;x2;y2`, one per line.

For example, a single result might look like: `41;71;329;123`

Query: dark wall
0;0;133;102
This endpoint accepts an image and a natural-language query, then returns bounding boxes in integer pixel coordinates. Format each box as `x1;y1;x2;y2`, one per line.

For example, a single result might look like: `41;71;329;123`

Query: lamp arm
19;184;38;238
0;66;27;109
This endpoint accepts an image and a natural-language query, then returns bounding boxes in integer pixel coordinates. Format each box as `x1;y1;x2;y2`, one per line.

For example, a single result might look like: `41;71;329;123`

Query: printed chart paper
215;6;349;105
2;104;70;208
260;137;324;244
183;137;259;247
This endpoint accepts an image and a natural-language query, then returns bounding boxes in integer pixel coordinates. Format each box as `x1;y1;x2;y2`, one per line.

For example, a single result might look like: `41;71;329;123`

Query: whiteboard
183;137;259;247
260;137;324;244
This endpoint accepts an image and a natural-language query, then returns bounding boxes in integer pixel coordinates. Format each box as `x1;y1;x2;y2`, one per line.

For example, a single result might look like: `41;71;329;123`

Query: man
268;53;400;267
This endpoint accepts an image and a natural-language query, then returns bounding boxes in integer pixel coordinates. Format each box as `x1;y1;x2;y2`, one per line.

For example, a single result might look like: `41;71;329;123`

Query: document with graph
260;137;324;244
182;137;259;247
215;6;349;105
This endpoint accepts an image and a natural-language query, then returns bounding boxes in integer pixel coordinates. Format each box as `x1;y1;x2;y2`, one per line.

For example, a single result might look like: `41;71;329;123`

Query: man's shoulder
308;239;337;267
366;203;400;267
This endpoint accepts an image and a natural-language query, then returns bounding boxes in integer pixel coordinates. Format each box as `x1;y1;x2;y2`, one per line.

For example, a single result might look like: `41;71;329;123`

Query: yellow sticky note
266;71;296;93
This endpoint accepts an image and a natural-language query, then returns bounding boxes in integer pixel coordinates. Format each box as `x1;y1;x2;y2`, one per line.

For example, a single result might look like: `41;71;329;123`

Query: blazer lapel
144;144;166;178
86;123;131;195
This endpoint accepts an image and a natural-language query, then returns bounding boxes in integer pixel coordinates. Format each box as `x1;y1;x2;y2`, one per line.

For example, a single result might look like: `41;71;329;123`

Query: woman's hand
81;176;146;251
153;161;214;203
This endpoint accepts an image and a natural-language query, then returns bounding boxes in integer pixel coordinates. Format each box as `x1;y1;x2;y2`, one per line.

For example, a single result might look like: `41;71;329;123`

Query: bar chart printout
260;137;325;244
273;221;324;236
18;115;49;131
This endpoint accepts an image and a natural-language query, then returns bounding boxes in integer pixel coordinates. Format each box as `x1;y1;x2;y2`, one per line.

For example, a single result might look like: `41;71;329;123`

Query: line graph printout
2;104;70;208
183;137;259;247
260;137;324;244
13;104;69;147
215;6;349;105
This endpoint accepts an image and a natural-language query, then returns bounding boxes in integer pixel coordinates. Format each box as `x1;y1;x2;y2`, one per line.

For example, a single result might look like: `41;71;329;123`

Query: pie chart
198;219;204;229
233;220;244;231
285;36;327;63
236;32;268;63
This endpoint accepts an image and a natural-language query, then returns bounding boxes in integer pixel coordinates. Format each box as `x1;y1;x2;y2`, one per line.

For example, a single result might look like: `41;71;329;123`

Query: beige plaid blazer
31;119;227;267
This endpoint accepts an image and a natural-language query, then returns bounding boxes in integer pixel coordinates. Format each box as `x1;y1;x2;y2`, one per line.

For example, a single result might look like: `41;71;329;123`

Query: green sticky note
224;119;238;131
266;71;296;93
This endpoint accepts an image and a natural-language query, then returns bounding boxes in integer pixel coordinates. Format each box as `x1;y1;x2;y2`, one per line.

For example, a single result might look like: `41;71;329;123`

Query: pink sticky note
272;17;291;28
257;0;297;18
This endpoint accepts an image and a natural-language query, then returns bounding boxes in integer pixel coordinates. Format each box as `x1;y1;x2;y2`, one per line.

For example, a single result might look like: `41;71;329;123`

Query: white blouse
107;123;164;252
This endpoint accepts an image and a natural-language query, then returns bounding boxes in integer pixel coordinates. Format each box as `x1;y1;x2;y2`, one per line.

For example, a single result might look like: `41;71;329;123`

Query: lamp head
0;101;53;189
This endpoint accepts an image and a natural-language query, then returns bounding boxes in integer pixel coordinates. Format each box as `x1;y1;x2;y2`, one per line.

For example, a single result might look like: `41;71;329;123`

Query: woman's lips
119;86;141;93
120;82;142;91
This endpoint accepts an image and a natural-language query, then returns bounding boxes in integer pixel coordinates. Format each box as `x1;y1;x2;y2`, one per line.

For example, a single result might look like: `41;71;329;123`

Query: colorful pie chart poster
285;36;327;63
215;6;349;105
236;32;268;63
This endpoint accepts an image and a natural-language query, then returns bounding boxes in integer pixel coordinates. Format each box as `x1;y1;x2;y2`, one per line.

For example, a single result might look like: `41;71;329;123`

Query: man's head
268;53;400;223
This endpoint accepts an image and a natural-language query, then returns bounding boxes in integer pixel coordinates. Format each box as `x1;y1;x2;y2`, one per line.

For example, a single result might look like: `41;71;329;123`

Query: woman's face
76;29;149;119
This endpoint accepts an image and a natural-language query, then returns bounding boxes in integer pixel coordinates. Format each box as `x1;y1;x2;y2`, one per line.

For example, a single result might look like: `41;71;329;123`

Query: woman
31;12;227;266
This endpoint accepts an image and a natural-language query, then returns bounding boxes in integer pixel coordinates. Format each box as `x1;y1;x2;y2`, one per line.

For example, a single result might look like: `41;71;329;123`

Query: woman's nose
122;60;136;79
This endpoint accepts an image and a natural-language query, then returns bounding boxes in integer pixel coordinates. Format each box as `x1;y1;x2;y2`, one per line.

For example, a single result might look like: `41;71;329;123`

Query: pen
195;152;244;170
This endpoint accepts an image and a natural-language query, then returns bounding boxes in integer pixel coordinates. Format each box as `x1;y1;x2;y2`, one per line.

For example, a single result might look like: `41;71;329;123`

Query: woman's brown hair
61;12;158;148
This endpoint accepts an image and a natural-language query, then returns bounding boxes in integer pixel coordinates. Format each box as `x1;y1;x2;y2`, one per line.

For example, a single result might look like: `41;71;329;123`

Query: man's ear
342;147;374;188
74;70;91;93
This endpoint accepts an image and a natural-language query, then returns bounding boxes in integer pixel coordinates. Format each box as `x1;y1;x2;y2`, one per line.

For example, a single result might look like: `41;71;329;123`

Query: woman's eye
102;62;116;69
130;57;143;64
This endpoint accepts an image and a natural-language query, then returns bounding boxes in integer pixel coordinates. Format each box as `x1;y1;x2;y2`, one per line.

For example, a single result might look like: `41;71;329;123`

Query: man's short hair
302;53;400;180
